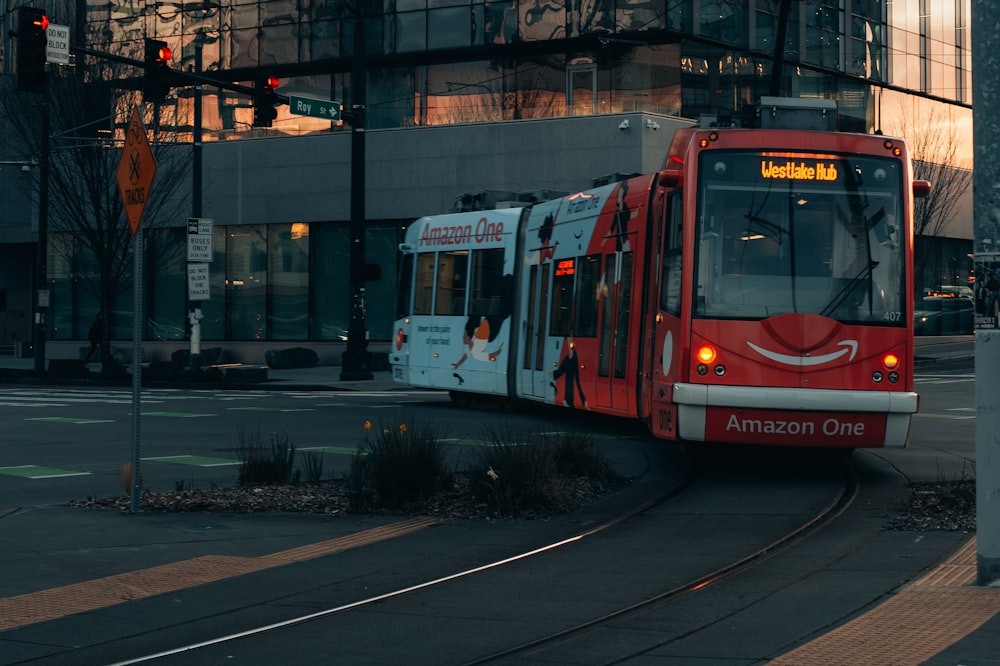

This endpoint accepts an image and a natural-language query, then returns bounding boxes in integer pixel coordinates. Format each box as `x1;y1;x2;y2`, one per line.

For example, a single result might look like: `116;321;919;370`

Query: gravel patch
68;473;627;521
885;479;976;532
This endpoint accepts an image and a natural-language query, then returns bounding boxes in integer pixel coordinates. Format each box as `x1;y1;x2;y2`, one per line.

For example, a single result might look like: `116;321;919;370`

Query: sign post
186;217;213;369
116;108;157;514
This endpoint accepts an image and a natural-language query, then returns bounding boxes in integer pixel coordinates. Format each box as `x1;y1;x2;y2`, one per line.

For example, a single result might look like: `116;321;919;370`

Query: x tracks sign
116;107;157;237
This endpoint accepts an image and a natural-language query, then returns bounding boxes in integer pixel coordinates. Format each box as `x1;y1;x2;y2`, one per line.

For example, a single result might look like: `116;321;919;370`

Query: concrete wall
201;112;692;225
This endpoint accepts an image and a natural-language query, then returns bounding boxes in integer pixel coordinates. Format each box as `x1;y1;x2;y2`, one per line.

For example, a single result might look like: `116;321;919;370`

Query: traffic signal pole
32;88;50;375
972;0;1000;586
340;16;374;381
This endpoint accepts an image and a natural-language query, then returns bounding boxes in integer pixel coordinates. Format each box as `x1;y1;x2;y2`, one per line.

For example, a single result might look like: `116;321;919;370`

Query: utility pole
190;42;204;372
972;0;1000;585
32;88;50;375
340;12;374;381
768;0;792;98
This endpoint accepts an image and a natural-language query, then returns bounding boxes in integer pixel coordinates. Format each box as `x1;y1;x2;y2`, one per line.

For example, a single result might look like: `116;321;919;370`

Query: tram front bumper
673;383;918;448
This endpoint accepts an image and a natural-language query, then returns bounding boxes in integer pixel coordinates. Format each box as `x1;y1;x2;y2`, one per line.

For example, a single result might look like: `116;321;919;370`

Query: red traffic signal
143;38;173;104
253;74;280;127
152;45;172;64
16;7;48;94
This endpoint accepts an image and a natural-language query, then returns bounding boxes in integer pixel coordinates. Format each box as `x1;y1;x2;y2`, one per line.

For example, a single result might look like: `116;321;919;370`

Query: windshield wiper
821;259;879;317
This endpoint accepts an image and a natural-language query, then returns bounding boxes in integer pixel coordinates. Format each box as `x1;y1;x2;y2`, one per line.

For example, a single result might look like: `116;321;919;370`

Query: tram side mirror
913;180;932;198
658;168;683;188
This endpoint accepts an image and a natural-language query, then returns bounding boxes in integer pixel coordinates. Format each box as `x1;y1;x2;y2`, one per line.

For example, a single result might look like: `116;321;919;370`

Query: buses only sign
117;107;157;237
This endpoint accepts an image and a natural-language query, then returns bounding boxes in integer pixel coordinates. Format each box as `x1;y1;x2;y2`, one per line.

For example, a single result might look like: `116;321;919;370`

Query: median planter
48;359;90;378
265;347;319;369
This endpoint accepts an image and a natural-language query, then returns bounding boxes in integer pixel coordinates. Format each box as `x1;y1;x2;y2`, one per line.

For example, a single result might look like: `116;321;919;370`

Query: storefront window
269;223;310;340
226;225;268;340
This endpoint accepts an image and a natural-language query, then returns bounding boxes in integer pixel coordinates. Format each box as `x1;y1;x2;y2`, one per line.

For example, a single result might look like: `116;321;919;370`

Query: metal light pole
340;14;373;381
972;0;1000;585
32;86;50;375
190;42;204;372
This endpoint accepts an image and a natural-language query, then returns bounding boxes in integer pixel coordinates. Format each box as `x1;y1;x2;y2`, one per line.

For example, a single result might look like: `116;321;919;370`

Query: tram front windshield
694;150;906;326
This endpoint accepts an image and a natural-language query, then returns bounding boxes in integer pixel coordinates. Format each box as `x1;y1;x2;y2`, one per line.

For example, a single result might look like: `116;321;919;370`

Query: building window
226;225;268;341
148;227;187;341
268;223;310;340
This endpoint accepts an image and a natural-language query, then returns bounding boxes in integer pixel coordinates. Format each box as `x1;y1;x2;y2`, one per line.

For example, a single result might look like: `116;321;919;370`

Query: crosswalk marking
0;465;91;479
143;411;217;418
25;416;115;424
226;406;315;412
143;455;237;467
300;446;361;455
914;413;975;420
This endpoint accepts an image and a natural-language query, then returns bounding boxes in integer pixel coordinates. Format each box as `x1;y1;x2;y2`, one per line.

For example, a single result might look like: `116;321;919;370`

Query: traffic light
16;7;48;94
252;74;280;127
143;38;173;104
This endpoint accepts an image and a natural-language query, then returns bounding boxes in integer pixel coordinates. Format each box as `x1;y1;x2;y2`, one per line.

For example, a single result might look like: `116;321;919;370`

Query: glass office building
0;1;974;357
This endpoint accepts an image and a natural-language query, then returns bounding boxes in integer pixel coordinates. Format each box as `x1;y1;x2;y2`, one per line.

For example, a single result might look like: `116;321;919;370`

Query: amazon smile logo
747;340;858;367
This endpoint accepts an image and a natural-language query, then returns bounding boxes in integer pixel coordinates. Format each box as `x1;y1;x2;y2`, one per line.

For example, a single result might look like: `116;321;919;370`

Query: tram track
92;452;855;666
461;463;859;665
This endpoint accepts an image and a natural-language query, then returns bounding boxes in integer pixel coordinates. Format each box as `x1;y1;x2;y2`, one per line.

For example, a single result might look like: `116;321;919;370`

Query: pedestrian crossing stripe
914;413;975;420
299;446;362;455
0;465;90;479
143;412;217;418
142;455;237;467
25;416;115;424
226;407;315;412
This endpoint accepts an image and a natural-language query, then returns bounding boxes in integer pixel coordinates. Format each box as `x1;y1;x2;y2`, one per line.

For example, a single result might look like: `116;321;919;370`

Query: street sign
288;95;342;121
46;23;70;65
116;108;157;238
187;263;210;300
187;217;213;262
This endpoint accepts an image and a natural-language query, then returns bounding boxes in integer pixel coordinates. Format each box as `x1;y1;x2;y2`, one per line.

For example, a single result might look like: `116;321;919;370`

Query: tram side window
413;253;435;315
550;258;576;337
574;254;600;336
435;250;470;315
469;248;506;316
396;253;414;319
660;193;683;314
549;254;601;338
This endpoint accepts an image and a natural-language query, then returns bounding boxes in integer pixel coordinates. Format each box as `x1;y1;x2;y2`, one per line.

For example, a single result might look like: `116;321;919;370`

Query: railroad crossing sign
116;107;157;238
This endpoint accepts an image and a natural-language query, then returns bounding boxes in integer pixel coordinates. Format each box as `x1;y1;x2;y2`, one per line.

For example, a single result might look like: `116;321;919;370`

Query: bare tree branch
1;31;191;371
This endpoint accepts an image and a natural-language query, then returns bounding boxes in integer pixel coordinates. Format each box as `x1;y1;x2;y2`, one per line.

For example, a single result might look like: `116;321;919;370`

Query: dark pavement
1;335;995;665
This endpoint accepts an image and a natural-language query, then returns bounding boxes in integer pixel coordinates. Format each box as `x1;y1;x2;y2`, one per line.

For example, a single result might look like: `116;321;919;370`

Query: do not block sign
188;263;210;301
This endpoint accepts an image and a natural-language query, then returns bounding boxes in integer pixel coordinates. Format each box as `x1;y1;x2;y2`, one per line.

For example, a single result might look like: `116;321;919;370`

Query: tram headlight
872;371;884;383
882;353;900;370
695;344;717;377
888;371;900;383
696;345;717;364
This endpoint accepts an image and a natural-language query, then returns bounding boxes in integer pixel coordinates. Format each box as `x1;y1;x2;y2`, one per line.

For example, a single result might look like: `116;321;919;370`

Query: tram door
595;250;633;410
519;261;551;399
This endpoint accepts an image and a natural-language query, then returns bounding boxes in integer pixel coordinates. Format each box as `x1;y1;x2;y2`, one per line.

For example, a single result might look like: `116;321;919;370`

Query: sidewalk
0;335;977;391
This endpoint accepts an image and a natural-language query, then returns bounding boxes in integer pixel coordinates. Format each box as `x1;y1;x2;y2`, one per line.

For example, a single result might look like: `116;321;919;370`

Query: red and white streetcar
391;98;931;450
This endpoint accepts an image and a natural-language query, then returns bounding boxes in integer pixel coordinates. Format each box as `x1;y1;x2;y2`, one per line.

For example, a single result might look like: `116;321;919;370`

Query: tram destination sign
288;95;341;121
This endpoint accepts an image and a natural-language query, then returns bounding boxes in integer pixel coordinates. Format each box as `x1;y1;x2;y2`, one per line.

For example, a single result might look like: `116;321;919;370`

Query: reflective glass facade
9;1;976;350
